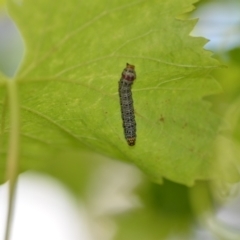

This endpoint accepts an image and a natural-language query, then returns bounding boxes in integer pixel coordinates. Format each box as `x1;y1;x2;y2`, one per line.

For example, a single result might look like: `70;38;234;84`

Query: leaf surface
0;0;221;185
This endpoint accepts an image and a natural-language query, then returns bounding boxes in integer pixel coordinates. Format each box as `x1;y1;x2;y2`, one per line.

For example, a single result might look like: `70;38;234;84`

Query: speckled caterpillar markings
118;63;136;146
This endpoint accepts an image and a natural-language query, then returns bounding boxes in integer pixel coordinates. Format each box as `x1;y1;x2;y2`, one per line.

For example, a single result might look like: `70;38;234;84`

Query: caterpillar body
118;63;136;146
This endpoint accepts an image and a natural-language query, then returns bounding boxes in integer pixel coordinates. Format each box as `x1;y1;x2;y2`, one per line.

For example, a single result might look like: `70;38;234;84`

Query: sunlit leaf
0;0;221;185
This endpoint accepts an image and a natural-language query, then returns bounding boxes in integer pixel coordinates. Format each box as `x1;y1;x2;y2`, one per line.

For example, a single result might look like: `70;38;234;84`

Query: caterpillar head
122;63;136;82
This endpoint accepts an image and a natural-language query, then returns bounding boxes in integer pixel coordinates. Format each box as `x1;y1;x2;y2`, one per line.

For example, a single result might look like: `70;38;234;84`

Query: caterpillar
118;63;137;146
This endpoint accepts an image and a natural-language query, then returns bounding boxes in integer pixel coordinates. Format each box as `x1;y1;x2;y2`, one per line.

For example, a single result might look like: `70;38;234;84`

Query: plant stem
4;79;20;240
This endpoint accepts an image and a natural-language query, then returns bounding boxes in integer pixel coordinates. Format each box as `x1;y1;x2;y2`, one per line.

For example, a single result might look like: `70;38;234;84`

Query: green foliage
0;0;5;7
211;62;240;183
0;0;221;186
115;180;212;240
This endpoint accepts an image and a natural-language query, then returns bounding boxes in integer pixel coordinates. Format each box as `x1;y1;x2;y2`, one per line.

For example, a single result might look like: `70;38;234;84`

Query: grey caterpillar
118;63;136;146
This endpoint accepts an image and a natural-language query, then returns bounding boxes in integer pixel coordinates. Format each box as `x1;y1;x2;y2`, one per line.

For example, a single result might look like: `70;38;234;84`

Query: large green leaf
0;0;221;185
0;0;5;7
